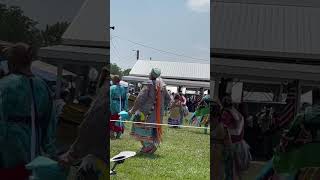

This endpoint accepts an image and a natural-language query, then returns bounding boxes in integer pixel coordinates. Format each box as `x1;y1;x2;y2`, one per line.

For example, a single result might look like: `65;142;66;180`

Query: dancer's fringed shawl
155;81;162;143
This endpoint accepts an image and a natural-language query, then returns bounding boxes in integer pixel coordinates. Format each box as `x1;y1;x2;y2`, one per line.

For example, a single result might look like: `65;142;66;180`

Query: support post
313;86;320;105
74;76;83;102
56;63;63;99
213;77;220;100
296;80;301;114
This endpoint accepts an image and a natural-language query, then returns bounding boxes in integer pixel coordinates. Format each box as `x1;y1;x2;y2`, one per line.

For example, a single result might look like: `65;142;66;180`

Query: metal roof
123;76;210;88
214;0;320;7
39;45;108;64
211;58;320;85
129;60;210;81
211;1;320;60
62;0;109;48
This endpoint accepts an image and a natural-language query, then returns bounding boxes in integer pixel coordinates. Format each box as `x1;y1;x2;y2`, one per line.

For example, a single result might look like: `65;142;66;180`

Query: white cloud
186;0;209;13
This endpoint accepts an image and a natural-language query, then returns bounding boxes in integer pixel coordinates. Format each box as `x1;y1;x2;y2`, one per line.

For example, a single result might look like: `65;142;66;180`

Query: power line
112;35;209;62
111;39;122;61
111;39;135;66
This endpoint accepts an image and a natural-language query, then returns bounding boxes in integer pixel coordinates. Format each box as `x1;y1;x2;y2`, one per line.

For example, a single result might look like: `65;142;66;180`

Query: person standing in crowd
168;93;182;127
211;97;228;180
199;90;210;134
96;66;108;94
257;90;320;179
110;75;128;139
55;90;69;118
129;68;171;154
164;90;171;116
0;43;57;179
179;91;187;127
58;74;108;179
220;94;251;180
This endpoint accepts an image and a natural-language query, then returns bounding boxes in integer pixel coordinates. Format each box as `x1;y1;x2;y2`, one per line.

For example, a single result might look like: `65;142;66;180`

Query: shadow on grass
134;152;163;160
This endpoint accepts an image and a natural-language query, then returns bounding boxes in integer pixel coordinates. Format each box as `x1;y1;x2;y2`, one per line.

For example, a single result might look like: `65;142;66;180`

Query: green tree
110;63;122;77
0;4;70;48
41;22;70;46
122;68;131;76
0;4;41;47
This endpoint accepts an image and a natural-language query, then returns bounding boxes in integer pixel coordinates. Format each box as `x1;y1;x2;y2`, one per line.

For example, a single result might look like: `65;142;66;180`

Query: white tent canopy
62;0;109;47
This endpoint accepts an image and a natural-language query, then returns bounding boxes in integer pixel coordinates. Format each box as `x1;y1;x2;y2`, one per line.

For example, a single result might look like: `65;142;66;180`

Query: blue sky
111;0;210;69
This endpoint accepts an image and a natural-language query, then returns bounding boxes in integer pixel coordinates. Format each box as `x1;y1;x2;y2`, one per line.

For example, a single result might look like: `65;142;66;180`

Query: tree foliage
122;68;131;76
41;22;70;46
0;4;69;48
0;4;41;47
110;63;131;78
0;4;134;79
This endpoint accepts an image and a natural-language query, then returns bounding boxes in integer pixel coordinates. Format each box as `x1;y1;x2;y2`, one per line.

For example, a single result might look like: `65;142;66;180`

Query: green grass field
110;115;210;180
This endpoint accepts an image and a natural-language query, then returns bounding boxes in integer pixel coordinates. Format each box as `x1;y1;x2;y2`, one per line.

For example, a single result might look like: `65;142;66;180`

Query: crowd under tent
31;60;76;82
123;60;210;92
38;0;110;98
211;0;320;113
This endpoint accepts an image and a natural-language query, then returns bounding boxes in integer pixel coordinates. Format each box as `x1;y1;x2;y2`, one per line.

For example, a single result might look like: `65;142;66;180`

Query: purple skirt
168;117;180;126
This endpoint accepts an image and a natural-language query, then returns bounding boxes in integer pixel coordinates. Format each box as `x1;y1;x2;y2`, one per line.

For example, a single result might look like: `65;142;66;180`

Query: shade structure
211;58;320;86
129;60;209;81
38;0;110;98
123;76;209;88
211;0;320;64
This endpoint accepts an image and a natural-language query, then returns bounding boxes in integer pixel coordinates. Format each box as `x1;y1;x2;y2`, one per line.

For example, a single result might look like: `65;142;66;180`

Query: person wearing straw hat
0;43;57;179
110;75;128;139
129;68;171;154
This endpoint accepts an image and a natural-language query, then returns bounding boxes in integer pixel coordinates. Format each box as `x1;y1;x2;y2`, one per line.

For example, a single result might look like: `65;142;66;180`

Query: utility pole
132;50;139;60
137;50;139;60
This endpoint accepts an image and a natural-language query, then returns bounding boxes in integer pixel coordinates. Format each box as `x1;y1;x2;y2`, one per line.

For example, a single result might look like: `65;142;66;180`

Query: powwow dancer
129;68;171;154
220;94;251;180
257;103;320;180
0;43;57;179
168;94;182;127
211;97;227;180
110;75;128;139
189;94;204;125
199;91;211;133
189;93;210;133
